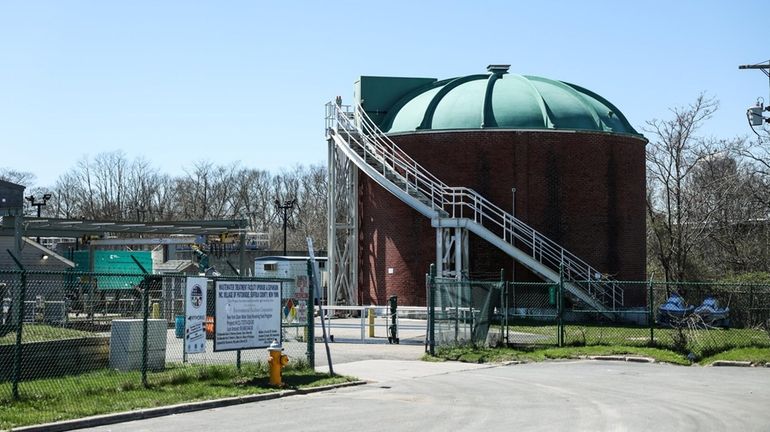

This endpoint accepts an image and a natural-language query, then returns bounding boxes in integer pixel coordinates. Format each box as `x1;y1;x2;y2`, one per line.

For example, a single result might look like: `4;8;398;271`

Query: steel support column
435;225;468;280
327;123;359;306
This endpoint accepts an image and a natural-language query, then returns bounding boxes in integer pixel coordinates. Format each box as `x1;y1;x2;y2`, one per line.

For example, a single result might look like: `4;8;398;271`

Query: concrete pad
317;359;490;383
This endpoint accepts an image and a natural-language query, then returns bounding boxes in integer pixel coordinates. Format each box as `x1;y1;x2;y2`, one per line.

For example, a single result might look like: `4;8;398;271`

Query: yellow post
267;340;289;386
368;307;375;338
151;302;160;319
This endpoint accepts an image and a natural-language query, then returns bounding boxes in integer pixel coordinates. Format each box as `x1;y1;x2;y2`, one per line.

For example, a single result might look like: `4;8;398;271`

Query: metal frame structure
326;101;359;306
0;217;250;275
435;224;469;280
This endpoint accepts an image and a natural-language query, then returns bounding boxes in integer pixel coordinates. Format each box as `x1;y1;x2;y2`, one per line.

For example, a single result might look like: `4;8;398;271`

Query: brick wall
359;130;647;306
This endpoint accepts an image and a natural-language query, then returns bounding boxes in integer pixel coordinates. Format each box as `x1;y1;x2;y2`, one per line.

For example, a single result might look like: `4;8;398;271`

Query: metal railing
319;305;428;343
326;101;623;310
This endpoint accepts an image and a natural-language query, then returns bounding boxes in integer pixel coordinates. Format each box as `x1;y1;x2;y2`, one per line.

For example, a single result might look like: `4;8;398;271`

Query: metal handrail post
428;264;436;355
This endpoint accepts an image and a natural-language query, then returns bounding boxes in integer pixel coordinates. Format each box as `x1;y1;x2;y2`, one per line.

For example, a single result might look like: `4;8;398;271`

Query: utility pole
274;199;297;255
739;60;770;130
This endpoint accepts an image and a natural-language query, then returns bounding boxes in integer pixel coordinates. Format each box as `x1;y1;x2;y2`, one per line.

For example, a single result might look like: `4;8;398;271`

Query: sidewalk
312;317;490;382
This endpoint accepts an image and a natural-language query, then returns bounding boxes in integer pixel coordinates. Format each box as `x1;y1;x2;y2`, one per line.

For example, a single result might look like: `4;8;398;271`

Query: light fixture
41;254;49;260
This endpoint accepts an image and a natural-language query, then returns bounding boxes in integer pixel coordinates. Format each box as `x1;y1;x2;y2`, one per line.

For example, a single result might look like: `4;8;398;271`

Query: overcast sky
1;0;767;187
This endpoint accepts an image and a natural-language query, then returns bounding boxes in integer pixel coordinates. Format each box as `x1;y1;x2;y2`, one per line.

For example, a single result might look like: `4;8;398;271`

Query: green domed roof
374;66;640;136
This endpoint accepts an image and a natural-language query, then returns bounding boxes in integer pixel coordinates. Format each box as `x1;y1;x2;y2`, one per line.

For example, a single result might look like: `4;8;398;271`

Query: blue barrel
175;315;185;339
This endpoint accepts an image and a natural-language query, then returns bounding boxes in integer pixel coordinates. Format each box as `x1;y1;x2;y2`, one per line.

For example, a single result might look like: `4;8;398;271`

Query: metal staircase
326;100;624;314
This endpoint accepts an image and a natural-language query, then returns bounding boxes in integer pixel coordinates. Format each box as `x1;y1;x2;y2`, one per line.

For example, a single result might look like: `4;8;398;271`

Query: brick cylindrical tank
354;66;647;306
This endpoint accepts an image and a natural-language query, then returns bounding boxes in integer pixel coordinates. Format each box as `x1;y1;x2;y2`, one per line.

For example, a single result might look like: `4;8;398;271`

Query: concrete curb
708;360;753;367
10;381;366;432
585;355;655;363
493;357;659;366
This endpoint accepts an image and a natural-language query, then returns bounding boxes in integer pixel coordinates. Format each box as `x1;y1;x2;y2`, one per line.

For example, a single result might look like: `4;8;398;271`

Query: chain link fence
428;277;504;350
648;281;770;357
427;270;770;359
0;269;315;413
506;282;560;346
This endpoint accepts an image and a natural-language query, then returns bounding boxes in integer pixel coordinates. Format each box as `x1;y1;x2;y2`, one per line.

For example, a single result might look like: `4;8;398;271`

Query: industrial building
327;65;647;311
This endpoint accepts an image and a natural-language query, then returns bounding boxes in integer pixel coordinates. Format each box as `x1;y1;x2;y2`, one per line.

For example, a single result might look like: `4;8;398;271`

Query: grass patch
536;346;690;365
699;347;770;366
0;363;355;430
426;345;690;365
0;324;95;345
503;324;770;360
429;323;770;366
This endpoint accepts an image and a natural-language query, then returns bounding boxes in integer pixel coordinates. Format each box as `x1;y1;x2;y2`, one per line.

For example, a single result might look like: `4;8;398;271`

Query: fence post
306;260;315;368
500;268;507;345
648;278;655;345
557;266;564;348
7;250;25;401
130;257;151;388
428;264;435;356
141;276;149;388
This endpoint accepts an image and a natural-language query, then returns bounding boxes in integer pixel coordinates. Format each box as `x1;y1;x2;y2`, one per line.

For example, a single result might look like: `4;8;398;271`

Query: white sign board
185;277;208;354
214;281;281;352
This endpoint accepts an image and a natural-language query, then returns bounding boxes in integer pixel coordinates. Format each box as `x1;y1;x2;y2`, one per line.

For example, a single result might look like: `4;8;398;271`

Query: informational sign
185;277;208;354
214;281;281;352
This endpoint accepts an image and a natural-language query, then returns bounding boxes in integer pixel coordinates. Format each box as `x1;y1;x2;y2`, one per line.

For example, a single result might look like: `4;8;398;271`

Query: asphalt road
81;360;770;432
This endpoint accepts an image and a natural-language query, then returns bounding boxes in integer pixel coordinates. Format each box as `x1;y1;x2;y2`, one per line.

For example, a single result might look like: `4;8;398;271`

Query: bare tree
52;172;80;219
0;168;36;186
689;152;769;275
124;158;167;222
174;161;242;221
263;165;329;252
645;94;731;281
295;164;328;250
38;155;330;255
234;168;273;232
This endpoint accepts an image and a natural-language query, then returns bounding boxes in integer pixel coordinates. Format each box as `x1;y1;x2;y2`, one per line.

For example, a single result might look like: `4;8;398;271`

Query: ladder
326;101;624;314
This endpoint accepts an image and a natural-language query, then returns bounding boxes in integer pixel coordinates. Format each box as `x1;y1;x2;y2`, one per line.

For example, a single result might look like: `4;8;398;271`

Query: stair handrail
327;101;623;309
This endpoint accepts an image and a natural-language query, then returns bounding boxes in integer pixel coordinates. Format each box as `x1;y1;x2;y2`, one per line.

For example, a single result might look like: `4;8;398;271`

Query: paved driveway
82;360;770;432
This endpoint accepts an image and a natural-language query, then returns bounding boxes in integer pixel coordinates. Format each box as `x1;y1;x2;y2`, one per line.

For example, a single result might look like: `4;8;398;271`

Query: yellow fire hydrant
267;340;289;386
